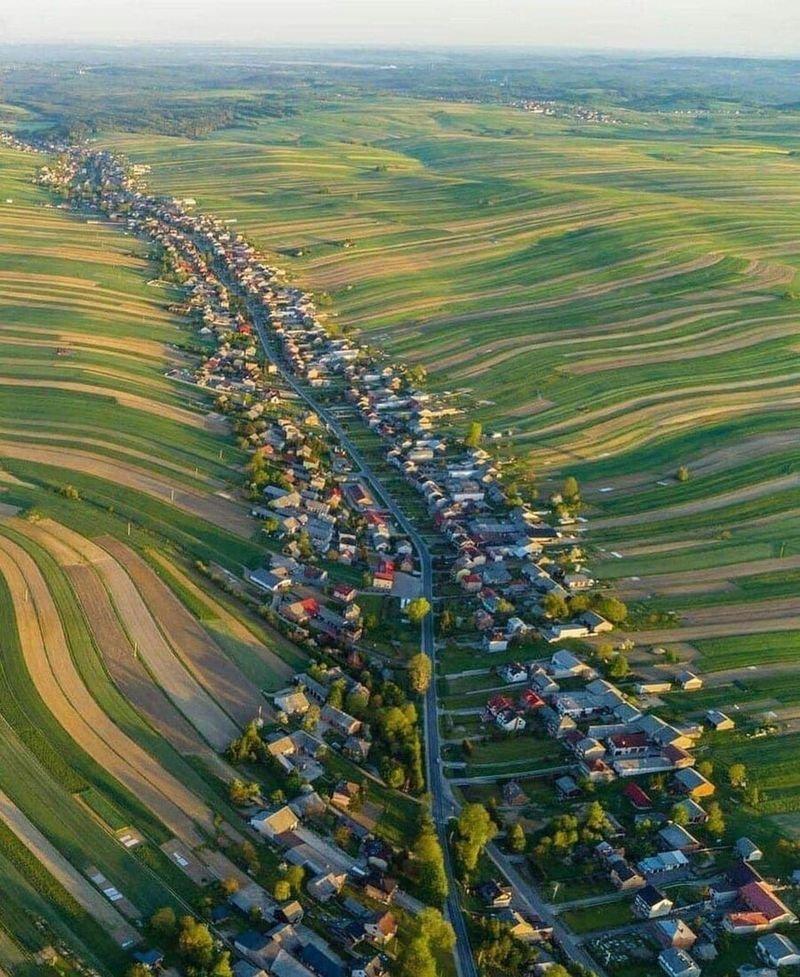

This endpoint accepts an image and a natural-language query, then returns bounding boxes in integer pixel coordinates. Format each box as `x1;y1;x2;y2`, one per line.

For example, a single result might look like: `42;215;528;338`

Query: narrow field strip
18;519;240;752
0;787;139;947
0;531;212;844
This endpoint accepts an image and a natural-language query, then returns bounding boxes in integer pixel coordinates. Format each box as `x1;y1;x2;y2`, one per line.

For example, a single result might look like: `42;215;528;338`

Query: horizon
2;0;800;59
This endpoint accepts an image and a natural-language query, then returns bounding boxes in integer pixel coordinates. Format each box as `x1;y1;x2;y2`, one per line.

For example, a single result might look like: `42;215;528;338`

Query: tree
407;597;432;624
219;876;240;898
706;801;726;837
676;465;690;482
506;821;526;854
608;653;629;680
334;824;352;850
210;952;234;977
150;906;177;940
728;763;747;788
562;476;580;501
396;936;436;977
285;864;305;897
413;816;449;906
302;702;321;732
274;879;292;902
408;652;433;695
697;760;714;780
380;756;406;789
464;420;483;449
327;678;347;710
126;966;151;977
454;803;497;878
439;607;455;634
670;804;689;827
593;595;628;625
228;778;260;806
543;593;568;620
177;916;214;969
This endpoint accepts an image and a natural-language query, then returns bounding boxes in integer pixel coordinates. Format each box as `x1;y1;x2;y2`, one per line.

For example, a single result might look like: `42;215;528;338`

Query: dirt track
0;532;210;845
100;537;265;726
0;787;139;947
0;440;252;537
21;520;239;751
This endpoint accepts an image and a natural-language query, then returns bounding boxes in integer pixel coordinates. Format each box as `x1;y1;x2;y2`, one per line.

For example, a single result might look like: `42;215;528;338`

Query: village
24;139;800;977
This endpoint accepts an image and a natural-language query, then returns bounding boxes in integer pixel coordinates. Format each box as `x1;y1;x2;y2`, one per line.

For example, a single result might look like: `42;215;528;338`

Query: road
227;283;478;977
487;843;607;977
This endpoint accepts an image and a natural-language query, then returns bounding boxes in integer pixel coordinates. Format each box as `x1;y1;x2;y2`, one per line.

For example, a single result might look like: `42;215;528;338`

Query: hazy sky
2;0;800;56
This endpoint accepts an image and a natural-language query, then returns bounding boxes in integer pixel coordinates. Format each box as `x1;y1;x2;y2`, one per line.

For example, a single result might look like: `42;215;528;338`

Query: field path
618;554;800;597
0;787;139;947
0;531;215;845
19;520;239;751
99;537;265;726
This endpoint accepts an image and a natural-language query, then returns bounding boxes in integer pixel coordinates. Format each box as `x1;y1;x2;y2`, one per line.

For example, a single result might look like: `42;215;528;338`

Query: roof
757;932;800;960
637;884;670;908
623;783;652;808
299;943;345;977
741;881;792;921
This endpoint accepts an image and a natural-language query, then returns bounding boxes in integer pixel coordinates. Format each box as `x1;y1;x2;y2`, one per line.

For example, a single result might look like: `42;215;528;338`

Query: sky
2;0;800;57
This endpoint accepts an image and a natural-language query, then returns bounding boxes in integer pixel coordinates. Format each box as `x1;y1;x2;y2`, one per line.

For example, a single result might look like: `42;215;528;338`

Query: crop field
0;146;312;973
100;97;800;683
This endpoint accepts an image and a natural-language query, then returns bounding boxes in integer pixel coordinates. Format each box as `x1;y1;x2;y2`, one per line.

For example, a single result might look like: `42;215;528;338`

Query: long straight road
233;286;478;977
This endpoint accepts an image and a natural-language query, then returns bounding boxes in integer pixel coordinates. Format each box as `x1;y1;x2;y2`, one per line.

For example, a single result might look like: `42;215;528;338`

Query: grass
560;897;633;934
693;631;800;671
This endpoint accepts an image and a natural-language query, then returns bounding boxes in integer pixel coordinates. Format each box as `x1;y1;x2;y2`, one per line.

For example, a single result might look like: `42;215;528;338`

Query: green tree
228;778;261;806
408;652;433;695
126;965;151;977
670;804;689;827
676;465;690;482
177;916;214;969
149;906;177;940
454;803;497;878
543;593;568;620
608;653;629;680
413;815;449;906
285;864;305;897
706;801;726;837
464;421;483;449
728;763;747;788
302;702;321;732
506;822;526;854
562;476;580;501
327;678;347;710
593;595;628;624
274;879;292;902
210;952;234;977
407;597;432;624
697;760;714;780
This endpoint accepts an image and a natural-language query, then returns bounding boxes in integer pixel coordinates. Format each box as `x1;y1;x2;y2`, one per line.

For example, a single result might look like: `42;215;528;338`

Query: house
653;919;697;951
307;871;347;902
250;805;299;840
364;873;398;905
248;566;293;594
132;949;165;969
706;710;735;731
275;689;311;716
736;838;763;863
494;908;541;943
609;858;645;891
555;775;581;800
279;901;305;924
757;933;800;968
674;798;707;825
676;671;703;691
234;963;269;977
475;879;513;909
234;931;274;969
331;781;361;810
332;583;358;604
658;947;701;977
350;956;386;977
674;767;715;799
634;884;674;919
623;782;653;810
550;649;592;678
502;780;528;807
322;705;362;737
496;709;526;733
300;943;346;977
502;662;529;684
659;822;701;853
639;851;689;877
724;881;797;932
364;912;397;946
520;689;546;712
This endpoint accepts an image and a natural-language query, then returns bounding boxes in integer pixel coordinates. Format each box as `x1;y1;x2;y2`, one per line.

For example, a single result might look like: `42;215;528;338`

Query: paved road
487;843;606;977
230;283;477;977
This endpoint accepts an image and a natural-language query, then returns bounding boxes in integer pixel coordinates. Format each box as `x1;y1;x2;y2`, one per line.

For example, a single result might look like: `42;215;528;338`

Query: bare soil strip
0;532;211;845
147;550;294;686
0;441;252;538
20;519;239;752
0;787;139;947
99;537;265;727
